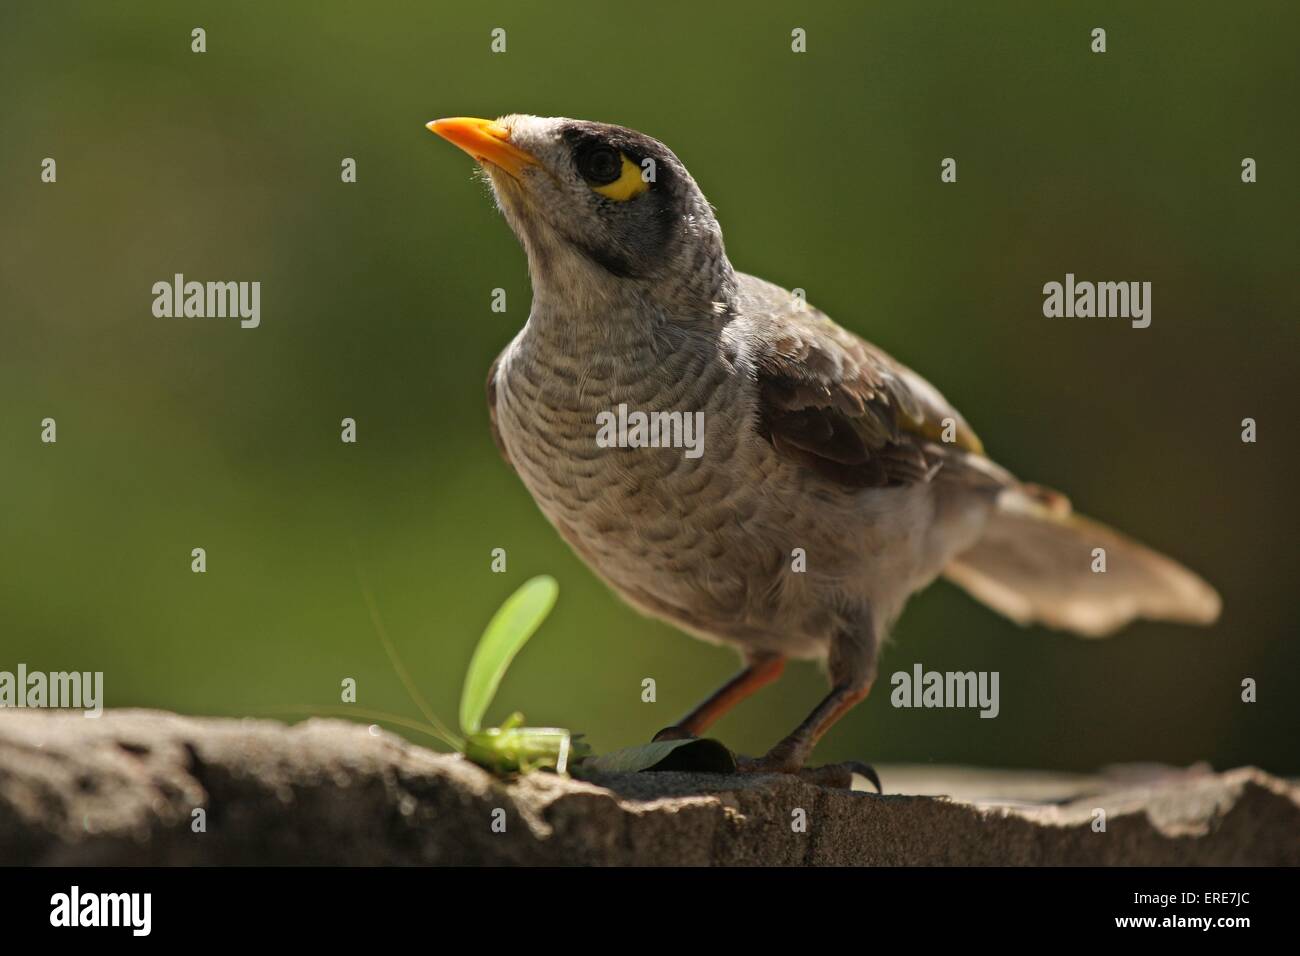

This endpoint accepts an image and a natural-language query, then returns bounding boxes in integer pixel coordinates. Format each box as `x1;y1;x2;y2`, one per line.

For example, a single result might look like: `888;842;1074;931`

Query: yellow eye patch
591;154;651;201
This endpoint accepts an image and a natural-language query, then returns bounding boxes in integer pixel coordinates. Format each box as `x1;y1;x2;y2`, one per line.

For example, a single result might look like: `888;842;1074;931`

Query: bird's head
428;114;733;317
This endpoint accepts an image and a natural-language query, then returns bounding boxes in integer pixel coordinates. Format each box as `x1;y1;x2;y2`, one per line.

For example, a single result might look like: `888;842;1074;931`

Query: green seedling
292;574;589;775
282;572;742;777
454;574;591;773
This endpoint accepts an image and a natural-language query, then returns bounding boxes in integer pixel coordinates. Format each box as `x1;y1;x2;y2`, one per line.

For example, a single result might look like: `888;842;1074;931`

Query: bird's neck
522;248;737;355
523;285;735;366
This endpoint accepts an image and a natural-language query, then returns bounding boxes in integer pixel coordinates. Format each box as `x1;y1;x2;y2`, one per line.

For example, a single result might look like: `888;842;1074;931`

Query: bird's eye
575;143;651;202
577;145;622;185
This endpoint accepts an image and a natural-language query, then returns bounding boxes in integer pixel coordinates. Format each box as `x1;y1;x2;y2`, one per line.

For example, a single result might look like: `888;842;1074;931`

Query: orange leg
653;653;786;740
750;680;873;772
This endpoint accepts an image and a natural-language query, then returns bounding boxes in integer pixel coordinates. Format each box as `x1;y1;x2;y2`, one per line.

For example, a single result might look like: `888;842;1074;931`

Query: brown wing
486;351;513;469
740;284;987;490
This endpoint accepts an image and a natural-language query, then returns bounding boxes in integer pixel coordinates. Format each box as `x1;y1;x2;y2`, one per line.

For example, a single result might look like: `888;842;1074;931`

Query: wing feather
733;274;987;490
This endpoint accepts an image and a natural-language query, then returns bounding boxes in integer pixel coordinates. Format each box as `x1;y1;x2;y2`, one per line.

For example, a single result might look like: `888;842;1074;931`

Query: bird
426;114;1221;785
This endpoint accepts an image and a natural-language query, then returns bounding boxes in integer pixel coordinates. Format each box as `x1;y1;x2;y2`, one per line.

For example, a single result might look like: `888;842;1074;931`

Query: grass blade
355;564;462;747
460;575;558;734
266;704;463;750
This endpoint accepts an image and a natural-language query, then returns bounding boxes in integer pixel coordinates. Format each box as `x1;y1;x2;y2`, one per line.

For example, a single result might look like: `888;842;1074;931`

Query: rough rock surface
0;709;1294;865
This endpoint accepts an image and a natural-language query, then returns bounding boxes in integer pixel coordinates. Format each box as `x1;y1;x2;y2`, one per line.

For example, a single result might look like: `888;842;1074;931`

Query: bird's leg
738;681;871;773
737;617;881;790
652;652;786;741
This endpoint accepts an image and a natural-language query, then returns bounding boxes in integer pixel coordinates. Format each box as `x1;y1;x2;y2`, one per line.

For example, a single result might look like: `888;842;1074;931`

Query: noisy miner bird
427;114;1221;784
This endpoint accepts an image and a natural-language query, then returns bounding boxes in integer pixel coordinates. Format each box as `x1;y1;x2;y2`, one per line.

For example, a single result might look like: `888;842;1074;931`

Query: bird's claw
801;760;882;792
736;754;882;792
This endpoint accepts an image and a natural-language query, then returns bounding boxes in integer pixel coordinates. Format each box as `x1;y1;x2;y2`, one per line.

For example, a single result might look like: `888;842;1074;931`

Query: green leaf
459;576;558;734
579;738;738;774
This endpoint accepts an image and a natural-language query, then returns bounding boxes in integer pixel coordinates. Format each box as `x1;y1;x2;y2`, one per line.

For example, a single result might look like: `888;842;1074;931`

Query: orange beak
426;117;538;180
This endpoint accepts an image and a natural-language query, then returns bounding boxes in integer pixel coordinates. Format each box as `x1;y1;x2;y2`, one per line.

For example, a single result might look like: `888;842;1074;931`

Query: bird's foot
736;751;881;792
652;728;880;790
801;761;882;792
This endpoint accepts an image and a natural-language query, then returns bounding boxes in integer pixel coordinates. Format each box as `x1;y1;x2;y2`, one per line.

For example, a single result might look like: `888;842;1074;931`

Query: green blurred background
2;1;1296;774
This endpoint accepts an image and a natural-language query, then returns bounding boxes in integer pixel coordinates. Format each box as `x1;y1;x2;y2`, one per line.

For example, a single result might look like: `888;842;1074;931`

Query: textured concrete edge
0;709;1295;865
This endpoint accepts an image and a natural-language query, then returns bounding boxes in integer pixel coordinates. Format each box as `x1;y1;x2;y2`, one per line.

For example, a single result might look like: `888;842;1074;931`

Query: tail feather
945;486;1221;638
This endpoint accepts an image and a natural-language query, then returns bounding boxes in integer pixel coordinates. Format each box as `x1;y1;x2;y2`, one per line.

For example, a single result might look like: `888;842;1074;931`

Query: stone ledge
0;709;1294;865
